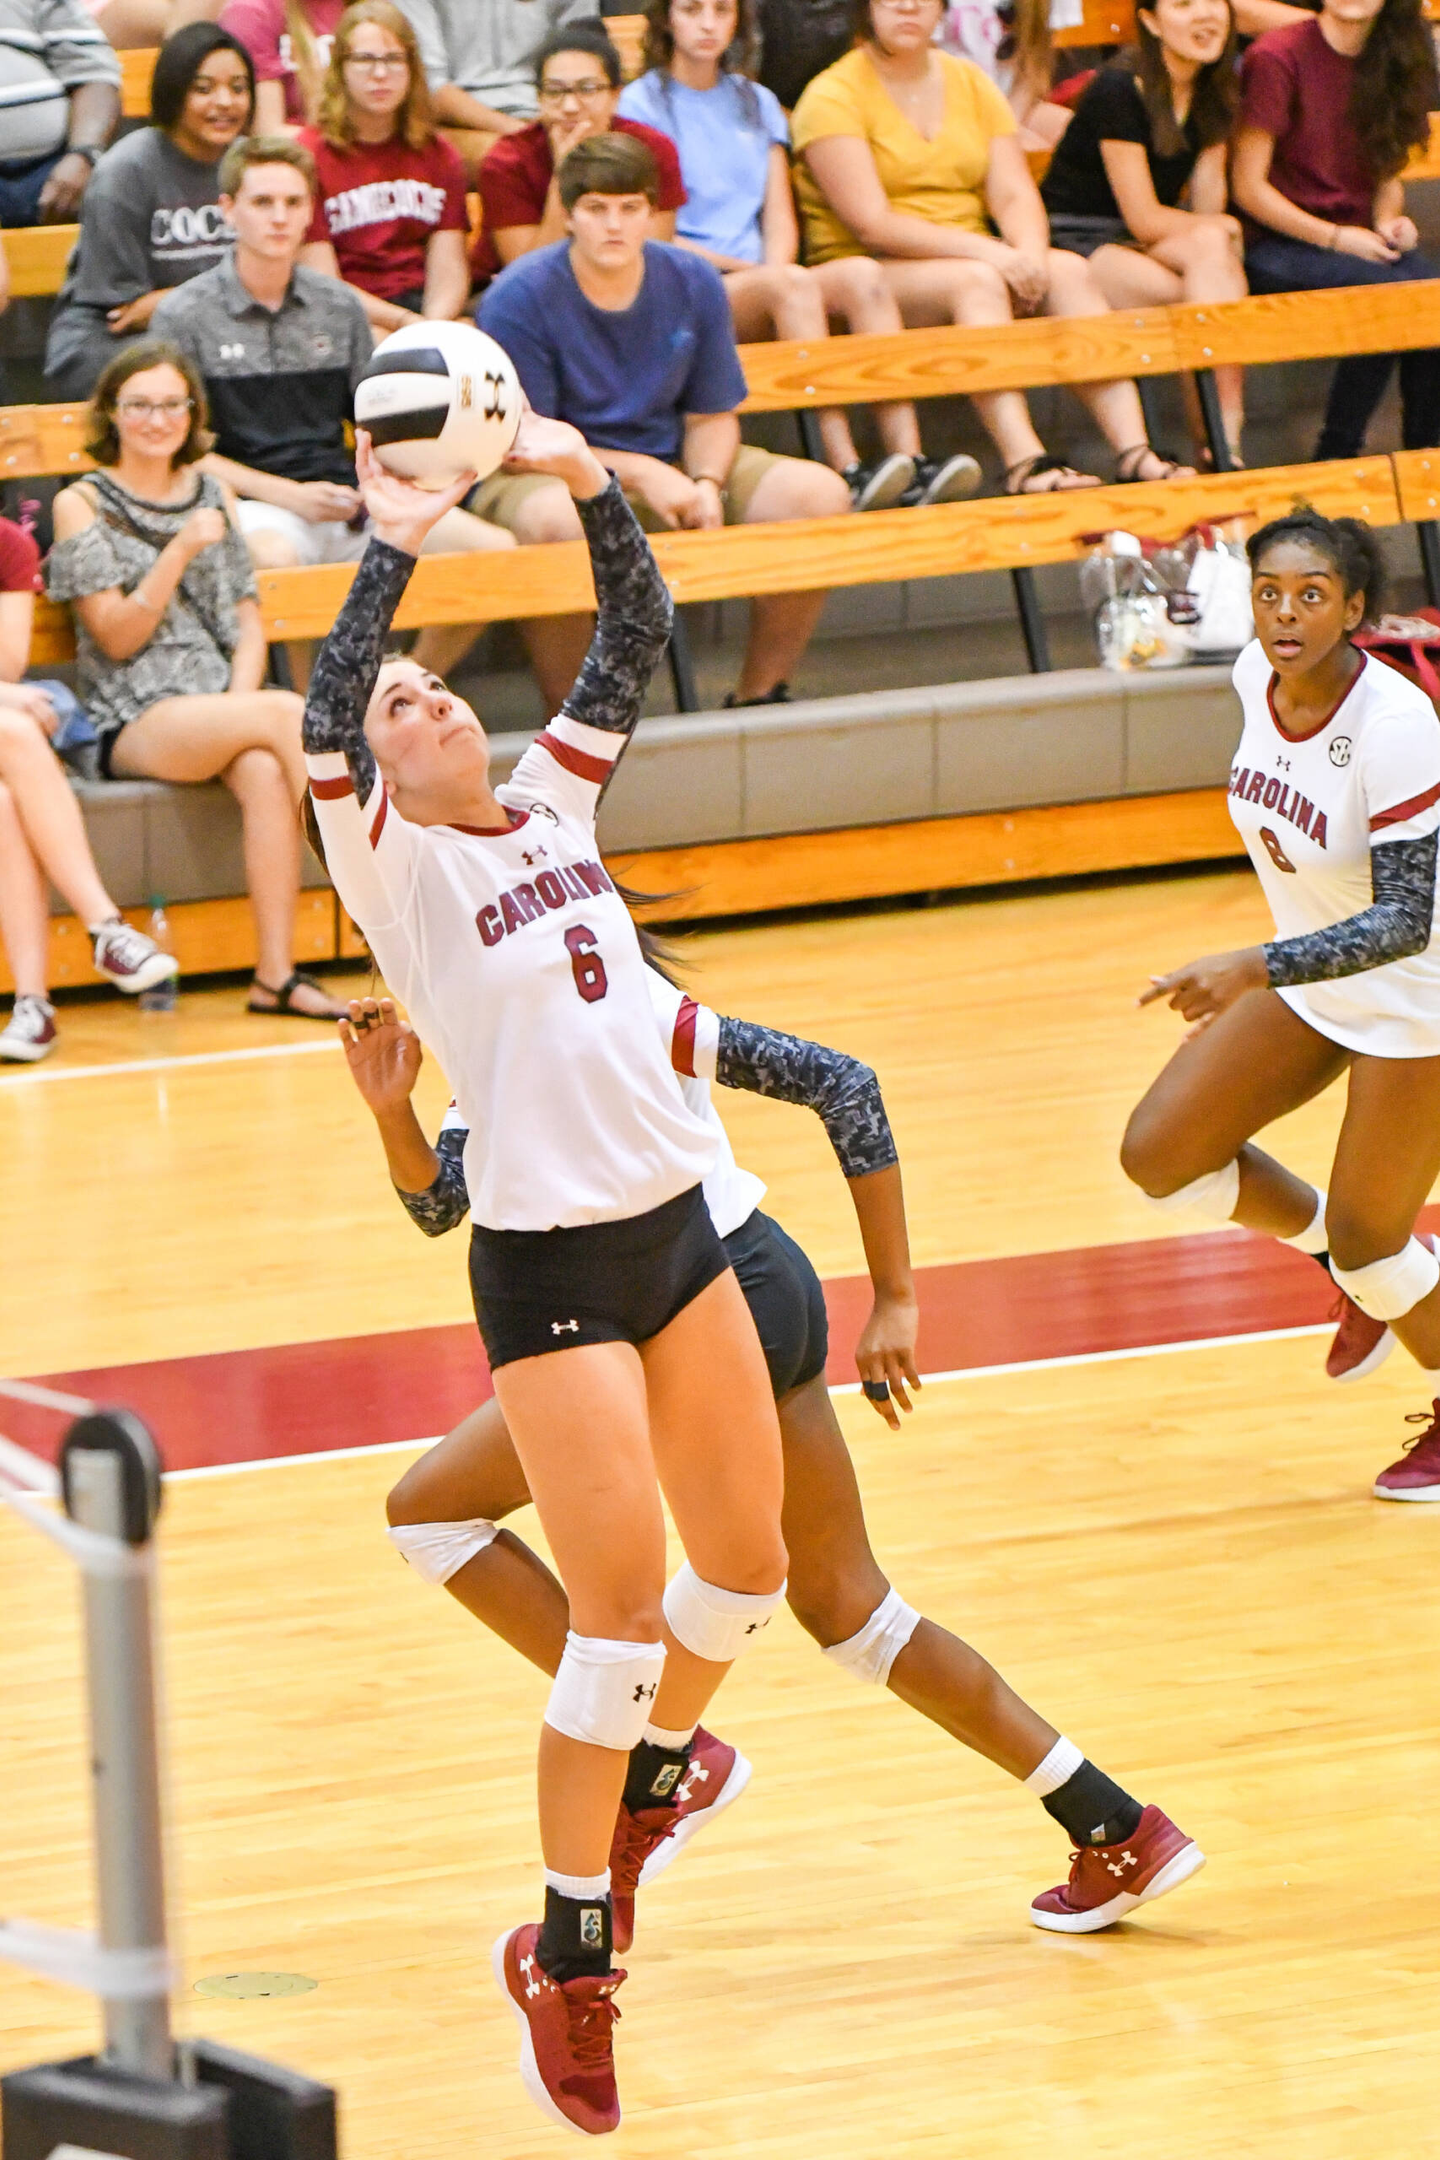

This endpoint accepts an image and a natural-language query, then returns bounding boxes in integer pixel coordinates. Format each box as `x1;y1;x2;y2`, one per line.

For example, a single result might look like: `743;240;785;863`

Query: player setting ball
354;322;522;490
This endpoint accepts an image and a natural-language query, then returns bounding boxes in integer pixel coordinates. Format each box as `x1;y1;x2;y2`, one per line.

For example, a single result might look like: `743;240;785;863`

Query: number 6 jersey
1228;638;1440;1056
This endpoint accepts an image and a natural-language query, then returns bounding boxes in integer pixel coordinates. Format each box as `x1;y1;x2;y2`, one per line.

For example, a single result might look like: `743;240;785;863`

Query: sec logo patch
1329;736;1352;767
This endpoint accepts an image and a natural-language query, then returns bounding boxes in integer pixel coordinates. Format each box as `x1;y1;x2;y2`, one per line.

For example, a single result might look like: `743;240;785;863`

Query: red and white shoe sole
103;955;180;996
1330;1326;1395;1384
636;1750;752;1889
1029;1840;1206;1935
490;1930;599;2140
1373;1476;1440;1501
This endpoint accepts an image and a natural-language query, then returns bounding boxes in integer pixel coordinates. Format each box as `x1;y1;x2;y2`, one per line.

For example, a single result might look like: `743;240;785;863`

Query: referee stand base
2;2039;338;2160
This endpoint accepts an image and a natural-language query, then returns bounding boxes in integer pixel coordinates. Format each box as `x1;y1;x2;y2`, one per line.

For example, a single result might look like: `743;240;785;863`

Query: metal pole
1417;519;1440;610
1193;370;1232;472
62;1412;173;2083
1011;567;1052;673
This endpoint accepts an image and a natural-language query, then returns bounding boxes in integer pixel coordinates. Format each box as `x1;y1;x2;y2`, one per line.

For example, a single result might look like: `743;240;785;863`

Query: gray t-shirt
44;127;233;399
395;0;591;117
0;0;119;169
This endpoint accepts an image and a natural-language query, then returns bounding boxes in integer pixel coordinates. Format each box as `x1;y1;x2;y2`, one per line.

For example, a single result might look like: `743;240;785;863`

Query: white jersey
439;971;765;1240
308;714;717;1229
1228;640;1440;1056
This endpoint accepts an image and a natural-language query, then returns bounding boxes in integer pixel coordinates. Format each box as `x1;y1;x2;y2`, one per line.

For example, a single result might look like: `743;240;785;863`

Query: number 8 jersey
307;709;717;1230
1228;638;1440;1056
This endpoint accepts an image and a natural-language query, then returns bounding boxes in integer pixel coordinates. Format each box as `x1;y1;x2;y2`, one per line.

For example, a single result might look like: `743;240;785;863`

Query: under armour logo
519;1951;542;1999
676;1760;710;1804
521;845;548;866
631;1680;656;1703
551;1319;579;1335
219;341;245;360
744;1617;770;1634
1104;1851;1139;1878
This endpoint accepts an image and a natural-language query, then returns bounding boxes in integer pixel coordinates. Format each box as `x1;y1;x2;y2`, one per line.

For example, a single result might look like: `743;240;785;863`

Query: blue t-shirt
616;71;789;266
479;240;747;463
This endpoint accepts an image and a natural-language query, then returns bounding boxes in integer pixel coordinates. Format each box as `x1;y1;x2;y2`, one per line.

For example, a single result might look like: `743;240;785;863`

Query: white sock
642;1721;695;1751
1022;1735;1084;1797
1281;1187;1328;1254
544;1867;611;1901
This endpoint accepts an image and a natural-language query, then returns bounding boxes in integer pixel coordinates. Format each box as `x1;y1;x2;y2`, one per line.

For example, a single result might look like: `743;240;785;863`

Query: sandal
247;969;346;1021
1198;445;1247;473
1004;454;1103;495
1114;445;1196;484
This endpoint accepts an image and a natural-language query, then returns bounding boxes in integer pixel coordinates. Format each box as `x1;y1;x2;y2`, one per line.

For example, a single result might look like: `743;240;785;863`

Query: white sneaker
92;918;179;995
0;994;58;1062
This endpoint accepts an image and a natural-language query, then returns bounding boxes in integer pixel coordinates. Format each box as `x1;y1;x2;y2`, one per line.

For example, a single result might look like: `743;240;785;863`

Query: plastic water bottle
138;899;177;1012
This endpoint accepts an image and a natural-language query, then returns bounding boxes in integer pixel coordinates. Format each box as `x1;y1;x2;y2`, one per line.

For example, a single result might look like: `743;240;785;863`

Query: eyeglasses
115;397;193;419
538;77;612;101
343;52;409;72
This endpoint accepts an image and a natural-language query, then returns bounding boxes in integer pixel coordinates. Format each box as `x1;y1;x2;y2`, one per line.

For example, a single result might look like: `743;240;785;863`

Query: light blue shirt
617;70;789;266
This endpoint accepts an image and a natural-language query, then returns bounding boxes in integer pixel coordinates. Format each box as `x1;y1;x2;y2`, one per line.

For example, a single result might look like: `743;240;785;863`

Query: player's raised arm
338;996;470;1236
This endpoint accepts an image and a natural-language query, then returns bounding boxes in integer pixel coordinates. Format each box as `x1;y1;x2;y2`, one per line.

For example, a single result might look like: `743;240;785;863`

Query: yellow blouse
791;45;1017;264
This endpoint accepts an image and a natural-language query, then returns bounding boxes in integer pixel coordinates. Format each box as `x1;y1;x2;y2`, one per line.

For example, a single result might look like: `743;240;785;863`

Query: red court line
16;1207;1425;1475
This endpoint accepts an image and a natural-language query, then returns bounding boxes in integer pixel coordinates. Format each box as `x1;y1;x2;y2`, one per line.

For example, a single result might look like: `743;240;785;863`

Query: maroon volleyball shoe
1374;1398;1440;1500
1029;1805;1205;1934
1325;1292;1394;1383
492;1922;625;2137
608;1727;752;1954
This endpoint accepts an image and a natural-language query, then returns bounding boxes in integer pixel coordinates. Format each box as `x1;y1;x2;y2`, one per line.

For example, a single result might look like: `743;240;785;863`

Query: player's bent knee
543;1630;667;1750
1135;1159;1240;1220
386;1517;498;1584
663;1560;787;1662
1330;1236;1440;1320
821;1587;921;1685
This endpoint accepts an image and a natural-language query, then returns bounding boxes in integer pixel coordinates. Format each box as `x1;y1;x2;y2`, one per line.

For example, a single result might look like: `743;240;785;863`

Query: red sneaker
491;1922;624;2137
1325;1292;1394;1383
1374;1398;1440;1500
608;1728;751;1954
1030;1805;1205;1935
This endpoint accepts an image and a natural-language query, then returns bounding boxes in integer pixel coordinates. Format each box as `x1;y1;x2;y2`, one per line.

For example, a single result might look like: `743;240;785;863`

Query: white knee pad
822;1587;920;1687
1331;1236;1440;1321
663;1562;786;1663
1142;1160;1240;1223
544;1631;667;1751
387;1517;498;1586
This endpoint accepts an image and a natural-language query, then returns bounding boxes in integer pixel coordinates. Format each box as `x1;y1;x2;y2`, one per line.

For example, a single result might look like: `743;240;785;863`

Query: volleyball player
341;974;1204;1950
303;422;791;2138
1123;508;1440;1498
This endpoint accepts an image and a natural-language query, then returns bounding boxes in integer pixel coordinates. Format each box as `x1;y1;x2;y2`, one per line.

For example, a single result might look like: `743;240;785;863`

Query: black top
1041;65;1202;224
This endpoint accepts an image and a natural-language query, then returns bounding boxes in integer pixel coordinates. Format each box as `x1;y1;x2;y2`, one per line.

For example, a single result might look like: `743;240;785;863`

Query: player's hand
354;430;477;556
503;407;610;499
855;1290;921;1431
339;995;423;1111
1139;945;1269;1033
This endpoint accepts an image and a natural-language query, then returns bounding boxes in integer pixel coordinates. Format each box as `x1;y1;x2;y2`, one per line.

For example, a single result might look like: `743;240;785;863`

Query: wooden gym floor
5;866;1440;2158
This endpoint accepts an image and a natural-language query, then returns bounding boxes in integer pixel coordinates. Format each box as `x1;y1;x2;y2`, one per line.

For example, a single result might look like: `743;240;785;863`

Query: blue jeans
0;149;65;227
1243;230;1440;459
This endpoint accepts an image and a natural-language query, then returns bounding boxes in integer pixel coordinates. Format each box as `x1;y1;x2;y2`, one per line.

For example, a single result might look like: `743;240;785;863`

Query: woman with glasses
297;0;470;330
46;342;345;1023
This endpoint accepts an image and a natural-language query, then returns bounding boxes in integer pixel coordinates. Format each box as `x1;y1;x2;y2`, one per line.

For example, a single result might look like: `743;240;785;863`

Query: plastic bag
1079;521;1251;670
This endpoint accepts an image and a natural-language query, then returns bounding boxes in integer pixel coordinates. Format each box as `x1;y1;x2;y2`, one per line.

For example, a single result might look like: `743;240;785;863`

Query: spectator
1231;0;1440;460
0;0;119;228
621;0;978;507
393;0;591;172
792;0;1194;491
940;0;1075;149
479;132;851;709
0;511;178;1064
45;344;342;1021
220;0;345;129
473;21;684;287
297;0;470;330
44;25;253;399
1041;0;1247;465
153;137;511;680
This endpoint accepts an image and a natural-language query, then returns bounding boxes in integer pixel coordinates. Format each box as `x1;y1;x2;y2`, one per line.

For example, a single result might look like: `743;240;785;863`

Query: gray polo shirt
0;0;119;169
152;252;373;487
395;0;592;118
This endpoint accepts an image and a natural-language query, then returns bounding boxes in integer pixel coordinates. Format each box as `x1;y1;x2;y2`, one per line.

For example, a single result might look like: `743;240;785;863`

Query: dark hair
1349;0;1437;182
641;0;763;117
86;339;214;466
1247;508;1387;625
150;22;255;134
851;0;940;45
557;130;659;207
1131;1;1236;158
533;18;624;88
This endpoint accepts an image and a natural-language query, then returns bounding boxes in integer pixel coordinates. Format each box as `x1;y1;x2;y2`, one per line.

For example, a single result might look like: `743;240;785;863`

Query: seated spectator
940;0;1075;150
792;0;1194;492
1231;0;1440;460
0;511;178;1064
220;0;344;130
0;0;119;229
297;0;470;330
1041;0;1247;465
44;25;253;399
393;0;592;173
473;22;683;287
621;0;977;507
46;344;343;1021
153;137;511;680
478;133;851;710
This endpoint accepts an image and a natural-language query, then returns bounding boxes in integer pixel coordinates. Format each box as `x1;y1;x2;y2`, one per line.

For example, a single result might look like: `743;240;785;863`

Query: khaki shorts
470;442;783;533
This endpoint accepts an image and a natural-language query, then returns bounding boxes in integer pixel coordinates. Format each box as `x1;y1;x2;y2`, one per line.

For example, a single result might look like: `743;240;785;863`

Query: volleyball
354;321;522;490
